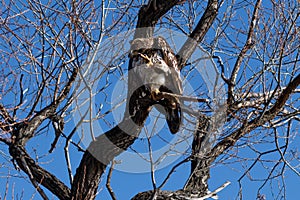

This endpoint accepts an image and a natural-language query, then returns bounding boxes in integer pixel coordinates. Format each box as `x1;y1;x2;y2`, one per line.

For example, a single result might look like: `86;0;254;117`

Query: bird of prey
128;36;182;134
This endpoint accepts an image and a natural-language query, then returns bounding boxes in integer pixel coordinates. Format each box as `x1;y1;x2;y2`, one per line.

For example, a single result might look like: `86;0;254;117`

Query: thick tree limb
134;0;185;38
184;115;211;195
177;0;219;69
9;145;71;200
71;117;148;199
132;181;230;200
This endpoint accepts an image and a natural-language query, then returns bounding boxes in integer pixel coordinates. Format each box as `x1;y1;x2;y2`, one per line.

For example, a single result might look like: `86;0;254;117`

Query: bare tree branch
9;145;71;200
134;0;186;38
1;1;299;199
3;67;79;199
227;0;262;105
12;68;78;145
177;0;219;69
106;161;117;200
211;73;300;159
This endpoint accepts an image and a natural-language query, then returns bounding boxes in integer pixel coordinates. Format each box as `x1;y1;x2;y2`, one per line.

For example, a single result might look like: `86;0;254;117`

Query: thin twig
146;128;157;190
13;74;24;117
274;122;300;176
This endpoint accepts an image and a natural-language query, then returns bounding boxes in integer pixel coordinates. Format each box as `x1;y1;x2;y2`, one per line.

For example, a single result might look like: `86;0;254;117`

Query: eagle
128;36;182;134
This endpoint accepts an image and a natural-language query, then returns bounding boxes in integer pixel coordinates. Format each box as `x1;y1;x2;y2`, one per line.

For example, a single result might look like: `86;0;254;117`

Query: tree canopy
0;0;299;199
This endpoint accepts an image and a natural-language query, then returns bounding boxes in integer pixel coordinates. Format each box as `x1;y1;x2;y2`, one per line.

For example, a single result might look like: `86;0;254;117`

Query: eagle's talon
171;102;176;108
139;53;153;65
151;89;160;101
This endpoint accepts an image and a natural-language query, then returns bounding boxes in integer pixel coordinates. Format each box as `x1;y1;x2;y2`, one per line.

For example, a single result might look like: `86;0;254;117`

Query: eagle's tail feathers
165;105;181;134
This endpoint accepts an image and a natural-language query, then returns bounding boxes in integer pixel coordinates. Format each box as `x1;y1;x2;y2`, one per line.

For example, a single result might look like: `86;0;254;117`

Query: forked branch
211;73;300;159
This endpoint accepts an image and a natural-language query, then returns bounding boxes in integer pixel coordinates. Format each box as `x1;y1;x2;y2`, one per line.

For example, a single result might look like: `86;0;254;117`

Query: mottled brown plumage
128;37;182;134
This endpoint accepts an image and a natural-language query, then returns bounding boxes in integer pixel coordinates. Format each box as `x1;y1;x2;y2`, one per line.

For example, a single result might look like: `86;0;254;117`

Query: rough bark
9;144;71;200
134;0;185;39
71;116;149;199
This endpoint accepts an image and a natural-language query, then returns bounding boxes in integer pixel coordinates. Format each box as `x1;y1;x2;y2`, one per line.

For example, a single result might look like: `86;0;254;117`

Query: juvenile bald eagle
128;37;182;134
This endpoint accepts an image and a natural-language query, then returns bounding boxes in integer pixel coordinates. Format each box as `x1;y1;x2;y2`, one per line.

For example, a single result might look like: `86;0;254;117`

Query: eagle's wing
156;37;182;95
155;37;182;134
